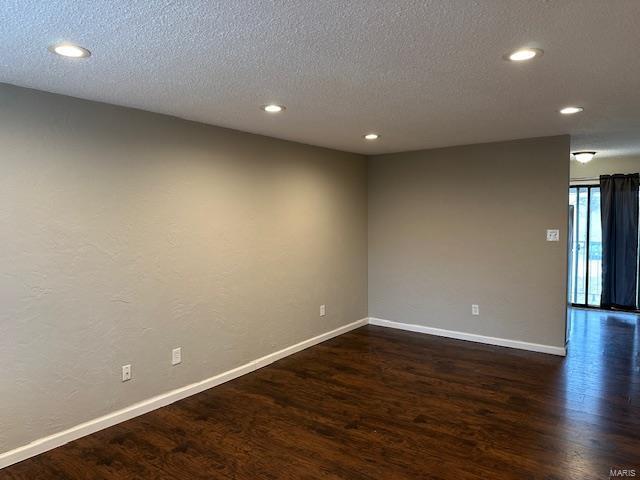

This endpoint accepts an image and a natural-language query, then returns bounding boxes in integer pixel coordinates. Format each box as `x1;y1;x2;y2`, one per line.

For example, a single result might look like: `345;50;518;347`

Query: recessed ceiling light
559;106;584;115
363;133;381;141
506;48;543;62
573;151;596;163
49;43;91;58
261;104;285;113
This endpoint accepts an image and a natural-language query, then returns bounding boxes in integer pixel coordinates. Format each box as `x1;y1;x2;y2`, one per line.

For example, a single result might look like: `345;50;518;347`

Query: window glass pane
569;189;578;303
588;188;602;306
574;187;589;304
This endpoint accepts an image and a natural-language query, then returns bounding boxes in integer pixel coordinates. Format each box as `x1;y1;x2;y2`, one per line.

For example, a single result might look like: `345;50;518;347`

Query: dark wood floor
2;309;639;479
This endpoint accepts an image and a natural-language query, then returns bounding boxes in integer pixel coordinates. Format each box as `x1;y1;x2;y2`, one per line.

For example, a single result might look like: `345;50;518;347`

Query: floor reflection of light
557;308;639;477
566;309;604;416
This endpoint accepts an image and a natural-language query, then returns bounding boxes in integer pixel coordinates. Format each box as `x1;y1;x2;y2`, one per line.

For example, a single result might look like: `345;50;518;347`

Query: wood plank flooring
2;308;639;479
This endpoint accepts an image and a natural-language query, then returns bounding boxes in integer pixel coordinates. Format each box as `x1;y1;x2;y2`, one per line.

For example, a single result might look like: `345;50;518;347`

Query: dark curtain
600;173;639;309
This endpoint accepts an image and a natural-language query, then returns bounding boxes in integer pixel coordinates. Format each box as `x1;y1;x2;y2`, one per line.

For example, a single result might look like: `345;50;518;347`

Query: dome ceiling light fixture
573;151;596;163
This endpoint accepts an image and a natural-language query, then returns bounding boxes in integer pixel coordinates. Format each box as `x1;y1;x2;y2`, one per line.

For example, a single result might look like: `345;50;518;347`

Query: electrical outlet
320;304;326;316
172;347;182;365
472;304;480;316
122;364;131;382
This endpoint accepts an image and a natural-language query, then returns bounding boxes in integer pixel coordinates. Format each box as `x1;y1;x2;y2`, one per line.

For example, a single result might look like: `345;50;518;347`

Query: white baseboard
368;317;566;356
0;317;368;470
0;315;565;469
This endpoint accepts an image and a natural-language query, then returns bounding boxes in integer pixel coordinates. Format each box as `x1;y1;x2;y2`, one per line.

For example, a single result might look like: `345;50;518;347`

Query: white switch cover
122;364;131;382
320;304;326;316
546;229;560;241
172;347;182;365
472;304;480;316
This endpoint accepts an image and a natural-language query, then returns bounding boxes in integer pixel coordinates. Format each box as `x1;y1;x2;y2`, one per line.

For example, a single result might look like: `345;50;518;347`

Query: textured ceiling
1;0;640;157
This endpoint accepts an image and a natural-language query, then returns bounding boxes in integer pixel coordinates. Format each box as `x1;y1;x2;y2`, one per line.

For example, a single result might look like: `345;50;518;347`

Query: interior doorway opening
568;181;640;312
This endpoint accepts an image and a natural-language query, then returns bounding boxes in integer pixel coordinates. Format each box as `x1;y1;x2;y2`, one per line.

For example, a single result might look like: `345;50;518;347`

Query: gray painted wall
0;84;368;453
368;136;570;348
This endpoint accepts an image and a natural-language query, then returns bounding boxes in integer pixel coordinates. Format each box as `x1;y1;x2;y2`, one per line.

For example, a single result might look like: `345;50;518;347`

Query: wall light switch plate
546;229;560;241
172;347;182;365
320;304;326;317
122;364;131;382
472;304;480;316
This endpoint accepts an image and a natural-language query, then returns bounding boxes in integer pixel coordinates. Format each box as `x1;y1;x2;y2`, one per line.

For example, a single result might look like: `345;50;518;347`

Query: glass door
568;185;602;307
